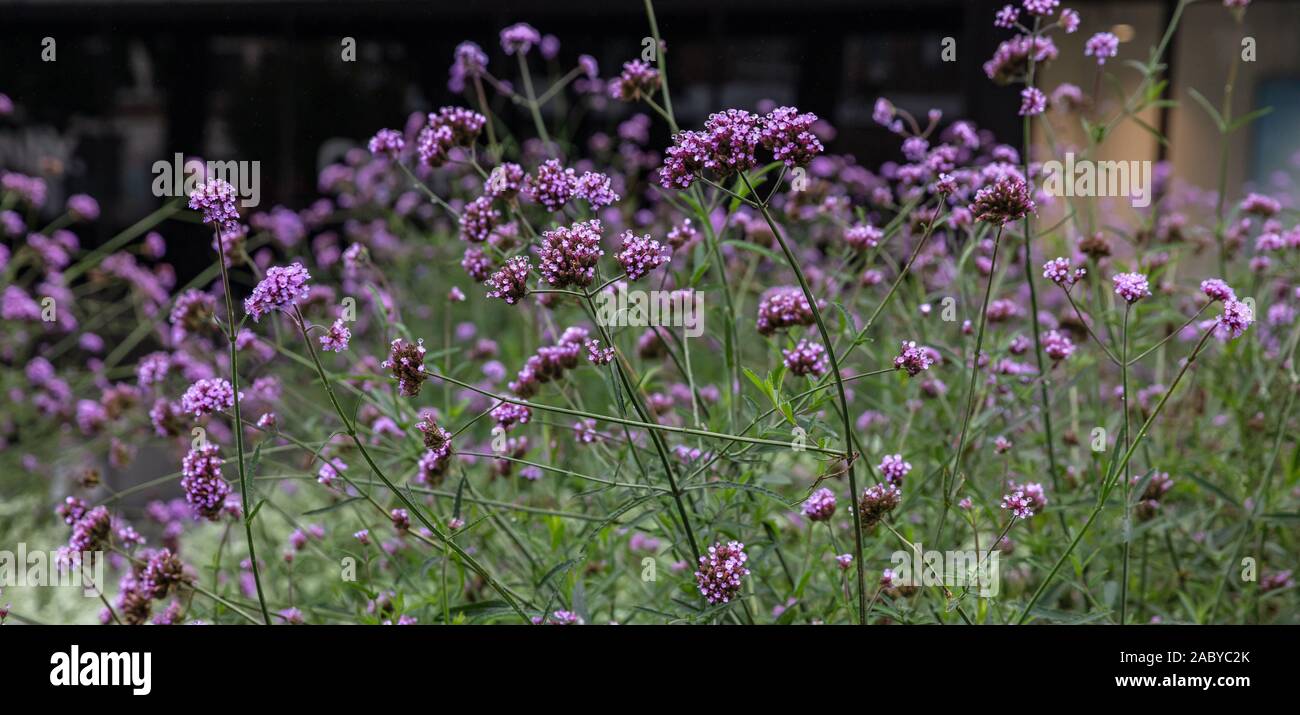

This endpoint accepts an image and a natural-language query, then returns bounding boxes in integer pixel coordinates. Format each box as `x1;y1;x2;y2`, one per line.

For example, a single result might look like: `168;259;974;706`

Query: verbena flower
609;60;661;101
319;319;351;352
500;22;541;55
756;286;815;335
245;263;311;321
1042;256;1085;287
1215;299;1253;341
801;488;837;521
894;341;934;376
878;454;912;485
858;483;901;529
181;444;230;521
694;541;750;604
1001;490;1033;519
969;174;1035;224
381;338;428;397
539;219;604;288
1200;278;1235;302
615;230;670;281
180;378;239;417
1084;32;1119;65
845;223;882;250
367;128;405;157
188;178;240;236
783;340;829;377
1042;329;1075;361
1112;272;1151;303
758;106;824;167
485;256;531;304
994;5;1020;29
1019;87;1047;116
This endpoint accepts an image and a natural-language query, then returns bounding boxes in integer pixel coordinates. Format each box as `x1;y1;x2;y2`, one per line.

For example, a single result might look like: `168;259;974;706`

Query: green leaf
1186;88;1226;132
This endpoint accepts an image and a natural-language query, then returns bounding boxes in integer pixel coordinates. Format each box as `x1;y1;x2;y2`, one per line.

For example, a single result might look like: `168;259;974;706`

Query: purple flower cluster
694;541;751;604
485;256;531;304
878;454;912;485
367;128;405;157
1085;32;1119;65
181;444;231;521
539;220;605;288
969;174;1035;224
1042;256;1085;287
615;231;670;281
801;488;837;522
1200;278;1236;302
894;341;934;376
659;105;824;189
319;319;351;353
491;402;532;429
1112;272;1151;303
756;286;815;336
609;60;661;102
245;262;311;321
381;338;428;397
858;483;901;529
1215;300;1254;341
180;378;239;417
845;223;882;251
459;195;500;243
1042;329;1075;361
782;340;829;377
188;179;241;236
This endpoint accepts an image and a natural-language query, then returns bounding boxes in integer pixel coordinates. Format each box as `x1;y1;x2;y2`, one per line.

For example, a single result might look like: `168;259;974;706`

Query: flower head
1200;278;1236;302
188;178;240;235
878;454;912;485
615;231;670;281
181;444;230;521
894;341;934;376
245;263;311;321
1111;272;1151;303
1084;32;1119;65
1215;299;1253;341
381;338;428;397
539;219;604;288
319;319;351;352
801;488;837;522
969;174;1035;224
485;256;531;305
758;106;824;167
858;483;901;529
180;378;239;417
783;340;829;377
694;541;750;604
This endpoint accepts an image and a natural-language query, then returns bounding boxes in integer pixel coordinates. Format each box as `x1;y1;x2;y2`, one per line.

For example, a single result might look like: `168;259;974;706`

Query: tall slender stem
942;225;1004;545
290;306;531;623
1020;20;1061;507
739;172;865;625
214;230;271;625
1018;327;1215;623
1119;304;1132;624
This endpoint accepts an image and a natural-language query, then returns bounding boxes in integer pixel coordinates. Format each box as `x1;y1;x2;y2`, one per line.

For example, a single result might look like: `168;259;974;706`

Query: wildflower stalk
1020;19;1061;504
738;171;866;625
1017;327;1216;623
516;53;554;154
214;229;272;625
289;306;531;623
1119;304;1132;624
580;293;702;562
941;225;1004;544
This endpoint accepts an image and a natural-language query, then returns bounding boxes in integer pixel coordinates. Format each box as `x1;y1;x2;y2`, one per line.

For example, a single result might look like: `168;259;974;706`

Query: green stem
215;230;272;625
739;171;866;625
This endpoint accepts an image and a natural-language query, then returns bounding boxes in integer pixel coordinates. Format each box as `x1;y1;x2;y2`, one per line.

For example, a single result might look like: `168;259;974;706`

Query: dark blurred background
2;0;1298;251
